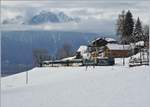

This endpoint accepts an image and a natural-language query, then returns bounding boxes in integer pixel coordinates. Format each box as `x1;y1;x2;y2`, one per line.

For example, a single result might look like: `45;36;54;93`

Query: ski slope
1;63;150;107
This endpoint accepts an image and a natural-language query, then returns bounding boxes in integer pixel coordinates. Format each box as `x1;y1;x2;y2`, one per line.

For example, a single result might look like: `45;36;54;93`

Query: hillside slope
1;63;150;107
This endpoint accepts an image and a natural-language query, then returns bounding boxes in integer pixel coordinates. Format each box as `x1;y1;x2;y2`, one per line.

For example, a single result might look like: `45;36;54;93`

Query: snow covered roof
77;45;88;54
61;56;76;61
104;38;116;42
106;43;131;50
43;60;52;63
90;37;117;44
90;38;101;44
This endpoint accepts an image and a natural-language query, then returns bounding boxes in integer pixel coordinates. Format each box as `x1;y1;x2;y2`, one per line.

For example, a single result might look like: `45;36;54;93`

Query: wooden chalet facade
104;44;131;58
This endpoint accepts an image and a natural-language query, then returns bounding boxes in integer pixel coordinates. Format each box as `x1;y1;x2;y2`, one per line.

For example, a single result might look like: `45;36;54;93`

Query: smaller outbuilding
104;43;131;58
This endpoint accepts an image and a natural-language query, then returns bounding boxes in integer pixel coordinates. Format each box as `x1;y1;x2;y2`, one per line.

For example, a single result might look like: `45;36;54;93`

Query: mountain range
2;11;80;25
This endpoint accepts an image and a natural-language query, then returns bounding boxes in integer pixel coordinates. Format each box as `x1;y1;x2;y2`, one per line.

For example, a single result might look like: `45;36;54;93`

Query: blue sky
1;0;150;34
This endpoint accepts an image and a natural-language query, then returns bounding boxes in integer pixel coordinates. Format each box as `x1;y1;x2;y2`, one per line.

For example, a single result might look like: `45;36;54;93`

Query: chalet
88;37;117;58
88;37;132;59
85;37;117;65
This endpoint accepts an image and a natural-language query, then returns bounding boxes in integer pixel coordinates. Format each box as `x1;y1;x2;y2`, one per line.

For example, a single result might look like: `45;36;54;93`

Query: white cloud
1;8;22;21
1;0;149;33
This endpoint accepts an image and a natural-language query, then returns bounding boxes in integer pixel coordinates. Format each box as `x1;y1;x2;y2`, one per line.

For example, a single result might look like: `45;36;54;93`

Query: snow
98;52;105;58
61;56;76;61
1;59;150;107
135;41;144;46
129;51;149;65
82;53;90;59
77;45;88;55
131;51;148;59
105;37;116;42
130;41;145;48
106;43;131;50
91;37;116;44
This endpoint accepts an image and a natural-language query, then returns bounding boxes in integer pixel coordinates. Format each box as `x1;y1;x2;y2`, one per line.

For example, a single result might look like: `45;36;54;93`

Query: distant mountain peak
2;11;80;25
29;11;80;24
29;11;60;24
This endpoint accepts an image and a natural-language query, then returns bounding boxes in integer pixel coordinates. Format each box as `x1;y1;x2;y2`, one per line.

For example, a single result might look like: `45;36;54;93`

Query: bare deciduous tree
33;48;50;67
116;10;126;43
143;25;149;44
56;43;74;59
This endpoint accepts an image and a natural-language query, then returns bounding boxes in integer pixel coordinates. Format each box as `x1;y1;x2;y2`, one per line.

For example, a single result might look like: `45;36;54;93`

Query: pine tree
124;10;134;44
133;17;143;42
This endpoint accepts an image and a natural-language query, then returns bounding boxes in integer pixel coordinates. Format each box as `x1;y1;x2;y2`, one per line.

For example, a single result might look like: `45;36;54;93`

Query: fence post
26;71;28;84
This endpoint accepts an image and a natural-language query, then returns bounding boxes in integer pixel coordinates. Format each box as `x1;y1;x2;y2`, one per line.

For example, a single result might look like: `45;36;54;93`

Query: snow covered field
1;62;150;107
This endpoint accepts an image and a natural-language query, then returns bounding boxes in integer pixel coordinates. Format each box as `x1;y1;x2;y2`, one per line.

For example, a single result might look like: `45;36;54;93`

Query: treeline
116;10;149;44
32;43;74;67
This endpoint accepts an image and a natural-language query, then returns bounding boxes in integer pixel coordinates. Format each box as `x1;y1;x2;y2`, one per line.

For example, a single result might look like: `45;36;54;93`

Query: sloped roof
91;37;116;43
106;43;130;50
105;38;116;42
61;56;76;61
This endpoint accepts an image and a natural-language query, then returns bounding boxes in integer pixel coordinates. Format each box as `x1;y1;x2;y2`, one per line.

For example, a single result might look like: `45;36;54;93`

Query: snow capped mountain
29;11;80;24
57;12;80;23
29;11;60;24
2;11;80;25
57;12;72;22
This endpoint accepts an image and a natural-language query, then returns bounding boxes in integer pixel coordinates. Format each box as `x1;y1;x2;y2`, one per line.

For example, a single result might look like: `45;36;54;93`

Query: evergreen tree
133;17;143;42
124;10;134;44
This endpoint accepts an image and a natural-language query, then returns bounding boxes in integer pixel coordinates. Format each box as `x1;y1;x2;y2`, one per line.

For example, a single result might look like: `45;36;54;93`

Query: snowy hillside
1;59;150;107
